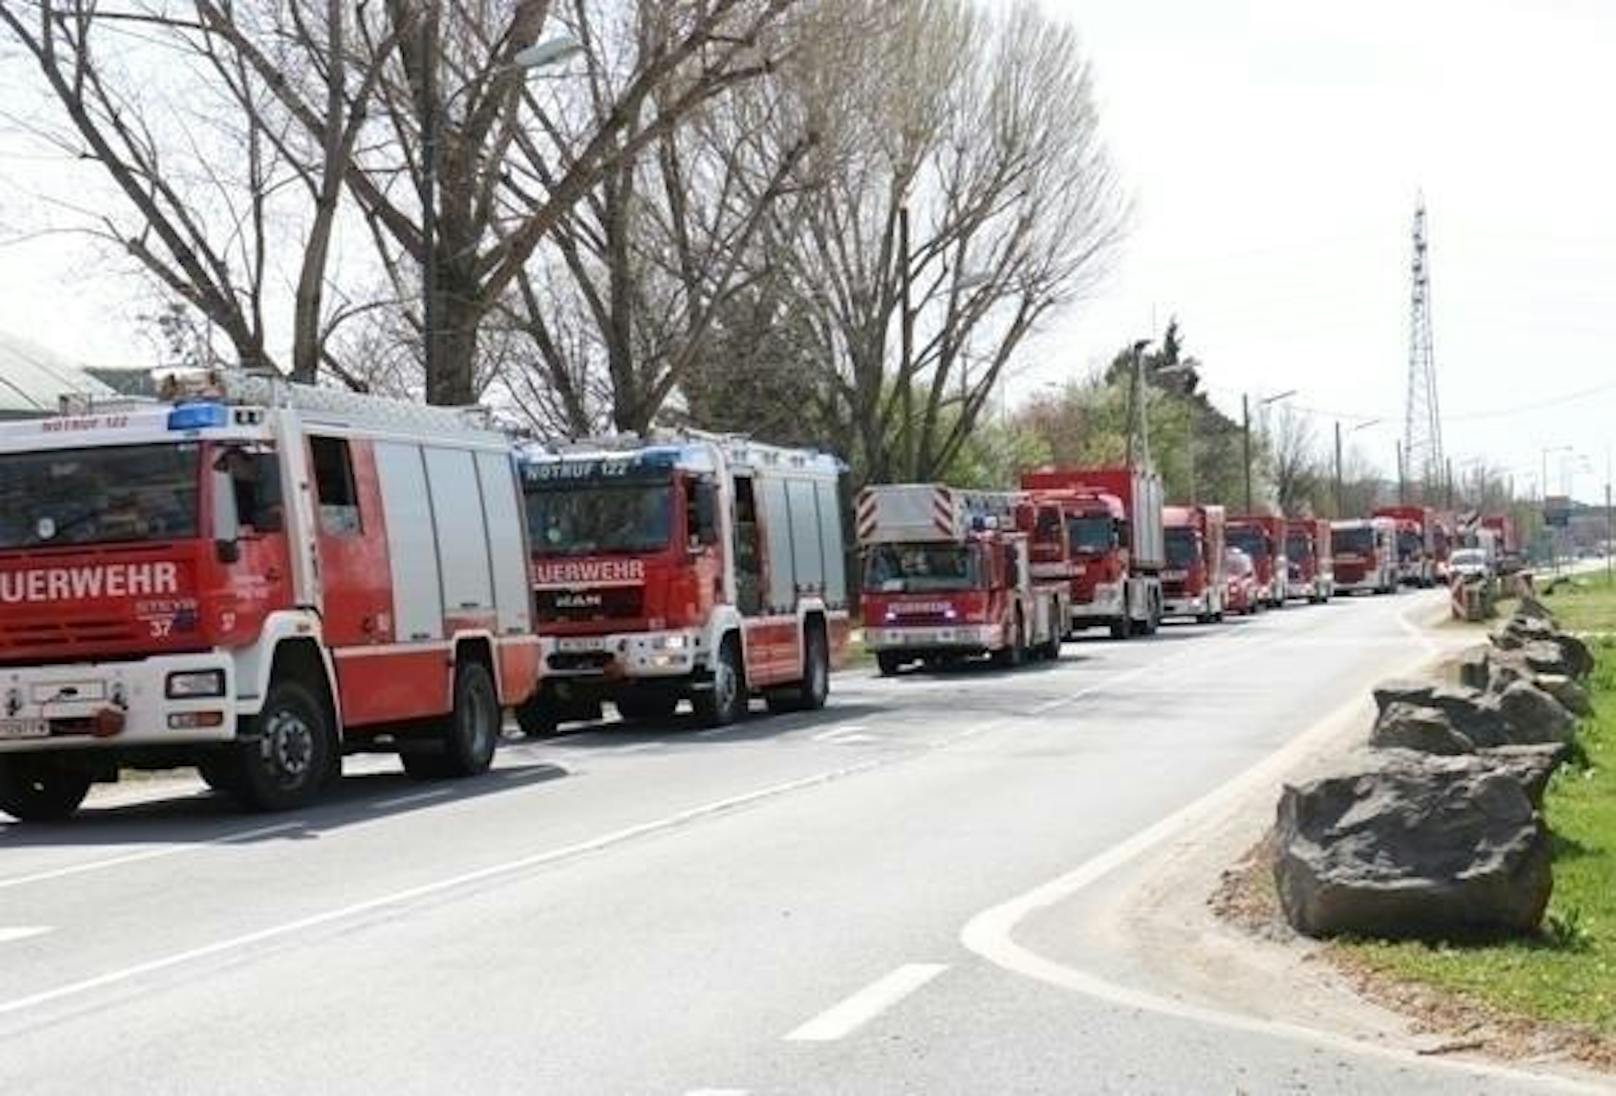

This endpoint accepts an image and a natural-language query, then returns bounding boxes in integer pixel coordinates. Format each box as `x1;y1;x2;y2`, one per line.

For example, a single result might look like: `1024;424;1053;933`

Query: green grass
1336;637;1616;1032
1542;570;1616;634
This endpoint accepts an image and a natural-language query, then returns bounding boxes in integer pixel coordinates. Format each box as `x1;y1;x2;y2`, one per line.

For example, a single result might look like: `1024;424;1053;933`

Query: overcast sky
1;1;1613;502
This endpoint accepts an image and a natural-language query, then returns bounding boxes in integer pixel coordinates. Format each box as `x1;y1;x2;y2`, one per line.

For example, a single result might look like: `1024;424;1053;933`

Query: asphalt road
0;591;1600;1095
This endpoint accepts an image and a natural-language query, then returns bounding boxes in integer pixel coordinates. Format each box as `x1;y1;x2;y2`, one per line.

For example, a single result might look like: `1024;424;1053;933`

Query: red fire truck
1284;518;1334;603
1162;505;1226;623
0;373;542;822
519;435;847;731
1021;466;1165;639
1374;505;1436;587
858;484;1065;674
1227;515;1288;609
1331;517;1398;595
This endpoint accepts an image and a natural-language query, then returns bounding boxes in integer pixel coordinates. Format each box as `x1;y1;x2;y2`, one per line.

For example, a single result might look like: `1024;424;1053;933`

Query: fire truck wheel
993;611;1026;668
0;757;92;823
441;660;501;777
695;635;747;727
232;680;333;812
516;694;560;738
1039;616;1063;661
197;756;243;795
768;624;830;712
876;652;903;677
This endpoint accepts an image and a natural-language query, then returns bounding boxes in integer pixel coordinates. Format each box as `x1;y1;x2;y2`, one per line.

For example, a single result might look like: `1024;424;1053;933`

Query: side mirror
694;481;719;546
210;463;241;564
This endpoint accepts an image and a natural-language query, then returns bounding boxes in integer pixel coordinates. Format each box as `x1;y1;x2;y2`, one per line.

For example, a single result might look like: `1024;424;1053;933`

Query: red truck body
1021;465;1165;638
1373;505;1437;587
1284;518;1334;602
857;484;1066;674
1162;504;1226;622
1480;514;1521;570
0;374;543;821
1332;517;1398;595
1226;515;1288;608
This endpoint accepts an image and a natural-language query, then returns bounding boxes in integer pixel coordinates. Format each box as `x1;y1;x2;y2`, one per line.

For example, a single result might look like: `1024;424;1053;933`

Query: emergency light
167;402;230;432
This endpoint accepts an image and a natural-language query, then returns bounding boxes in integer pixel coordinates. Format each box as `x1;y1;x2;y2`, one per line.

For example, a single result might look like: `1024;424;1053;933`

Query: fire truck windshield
1164;528;1198;568
1285;534;1311;562
1335;527;1374;553
1066;516;1114;554
1227;527;1268;561
526;482;673;556
863;544;981;592
0;443;200;549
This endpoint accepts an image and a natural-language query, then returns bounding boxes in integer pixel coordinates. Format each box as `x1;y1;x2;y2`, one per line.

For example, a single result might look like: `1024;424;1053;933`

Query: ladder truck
857;484;1066;675
0;371;543;821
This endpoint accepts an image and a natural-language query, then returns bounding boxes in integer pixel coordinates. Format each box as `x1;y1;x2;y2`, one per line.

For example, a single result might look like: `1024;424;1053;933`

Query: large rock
1493;614;1559;651
1494;679;1577;745
1457;647;1492;692
1371;679;1512;748
1273;749;1552;939
1514;596;1557;624
1536;674;1593;717
1369;703;1476;755
1479;744;1570;808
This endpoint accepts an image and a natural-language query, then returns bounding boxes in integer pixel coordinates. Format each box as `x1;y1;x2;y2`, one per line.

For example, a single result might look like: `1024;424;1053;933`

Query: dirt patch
1210;814;1616;1072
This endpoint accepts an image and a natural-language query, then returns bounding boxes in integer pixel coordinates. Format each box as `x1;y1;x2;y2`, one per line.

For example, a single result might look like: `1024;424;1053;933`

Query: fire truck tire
229;679;333;812
993;611;1026;668
876;651;903;677
0;757;92;822
515;694;560;738
695;635;748;727
768;624;830;712
435;660;502;778
198;756;244;795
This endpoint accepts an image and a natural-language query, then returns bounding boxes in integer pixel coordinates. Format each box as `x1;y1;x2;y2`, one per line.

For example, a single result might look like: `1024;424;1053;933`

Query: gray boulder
1515;596;1557;623
1494;679;1577;745
1536;674;1593;717
1479;744;1570;808
1371;679;1512;748
1457;647;1492;692
1273;749;1552;939
1369;703;1476;755
1483;647;1533;693
1494;614;1559;651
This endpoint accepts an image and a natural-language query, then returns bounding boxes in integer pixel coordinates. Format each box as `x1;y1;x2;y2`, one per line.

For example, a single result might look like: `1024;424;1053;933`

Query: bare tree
1266;404;1323;515
757;0;1125;484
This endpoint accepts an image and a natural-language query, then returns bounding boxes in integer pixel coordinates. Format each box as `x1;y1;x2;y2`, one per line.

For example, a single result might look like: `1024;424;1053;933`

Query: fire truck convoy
1020;466;1166;639
1227;515;1288;609
857;485;1065;674
1331;517;1398;595
1162;504;1226;622
0;374;543;821
1285;519;1334;603
519;435;848;731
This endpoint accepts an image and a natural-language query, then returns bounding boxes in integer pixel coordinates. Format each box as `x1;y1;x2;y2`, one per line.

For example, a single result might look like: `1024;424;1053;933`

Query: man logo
555;592;604;610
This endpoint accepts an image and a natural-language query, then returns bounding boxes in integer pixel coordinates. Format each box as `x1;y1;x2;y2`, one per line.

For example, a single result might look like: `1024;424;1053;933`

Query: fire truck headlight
651;634;687;651
166;670;226;699
943;606;958;620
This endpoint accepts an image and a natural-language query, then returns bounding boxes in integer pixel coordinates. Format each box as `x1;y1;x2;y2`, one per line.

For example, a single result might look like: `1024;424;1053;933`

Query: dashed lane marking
0;928;53;944
373;788;452;810
0;822;305;892
783;963;949;1042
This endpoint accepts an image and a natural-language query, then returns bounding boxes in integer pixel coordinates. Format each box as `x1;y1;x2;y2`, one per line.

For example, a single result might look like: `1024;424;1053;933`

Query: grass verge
1330;636;1616;1054
1541;569;1616;634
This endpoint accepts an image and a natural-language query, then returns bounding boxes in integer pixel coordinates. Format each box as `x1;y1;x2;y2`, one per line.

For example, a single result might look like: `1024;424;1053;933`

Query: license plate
0;719;49;740
557;636;608;653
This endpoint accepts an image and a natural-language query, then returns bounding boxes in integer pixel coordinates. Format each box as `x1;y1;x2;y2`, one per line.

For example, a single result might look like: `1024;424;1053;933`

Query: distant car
1224;547;1260;615
1448;547;1491;581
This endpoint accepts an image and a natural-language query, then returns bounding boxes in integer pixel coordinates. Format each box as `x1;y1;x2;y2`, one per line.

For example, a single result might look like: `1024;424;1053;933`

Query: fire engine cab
857;484;1066;674
0;373;542;821
519;434;847;731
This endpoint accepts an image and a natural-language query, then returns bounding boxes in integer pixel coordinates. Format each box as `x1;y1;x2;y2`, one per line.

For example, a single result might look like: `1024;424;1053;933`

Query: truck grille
0;617;141;656
535;586;644;624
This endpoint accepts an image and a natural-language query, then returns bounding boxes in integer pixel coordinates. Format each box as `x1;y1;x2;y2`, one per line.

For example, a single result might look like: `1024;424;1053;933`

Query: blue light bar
167;402;230;431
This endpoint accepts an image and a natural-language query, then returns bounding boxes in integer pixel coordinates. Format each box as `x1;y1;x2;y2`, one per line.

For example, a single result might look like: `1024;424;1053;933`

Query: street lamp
421;32;582;396
1334;417;1379;517
1243;388;1296;513
1153;361;1196;499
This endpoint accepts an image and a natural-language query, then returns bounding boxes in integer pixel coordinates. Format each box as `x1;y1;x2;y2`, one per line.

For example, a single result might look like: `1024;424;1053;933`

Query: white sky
2;1;1613;501
1021;0;1616;503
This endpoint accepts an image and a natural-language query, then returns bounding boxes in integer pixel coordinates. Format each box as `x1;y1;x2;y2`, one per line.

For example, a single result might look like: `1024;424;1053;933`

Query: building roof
0;333;118;416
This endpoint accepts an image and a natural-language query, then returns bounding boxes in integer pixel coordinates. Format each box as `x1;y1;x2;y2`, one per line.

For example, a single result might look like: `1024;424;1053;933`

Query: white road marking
812;724;869;743
784;963;948;1042
960;595;1599;1095
373;788;452;810
0;927;52;944
0;822;305;892
685;1089;748;1096
0;757;897;1022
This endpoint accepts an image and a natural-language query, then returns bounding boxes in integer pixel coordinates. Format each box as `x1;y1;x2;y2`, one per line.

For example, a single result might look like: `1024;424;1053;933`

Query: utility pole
1396;441;1406;505
1446;456;1454;509
1334;421;1343;518
1242;393;1252;513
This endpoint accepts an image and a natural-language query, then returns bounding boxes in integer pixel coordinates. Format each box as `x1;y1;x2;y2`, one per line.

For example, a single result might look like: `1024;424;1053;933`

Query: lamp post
421;29;582;396
1243;389;1296;513
1125;339;1152;466
1334;418;1379;518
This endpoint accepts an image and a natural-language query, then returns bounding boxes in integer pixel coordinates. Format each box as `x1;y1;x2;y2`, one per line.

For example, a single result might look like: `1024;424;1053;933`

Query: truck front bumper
1163;592;1211;619
1070;582;1124;624
544;628;706;679
0;653;237;753
864;624;1002;652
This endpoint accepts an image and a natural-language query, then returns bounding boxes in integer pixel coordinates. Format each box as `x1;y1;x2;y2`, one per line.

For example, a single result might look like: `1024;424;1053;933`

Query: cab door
307;435;392;649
